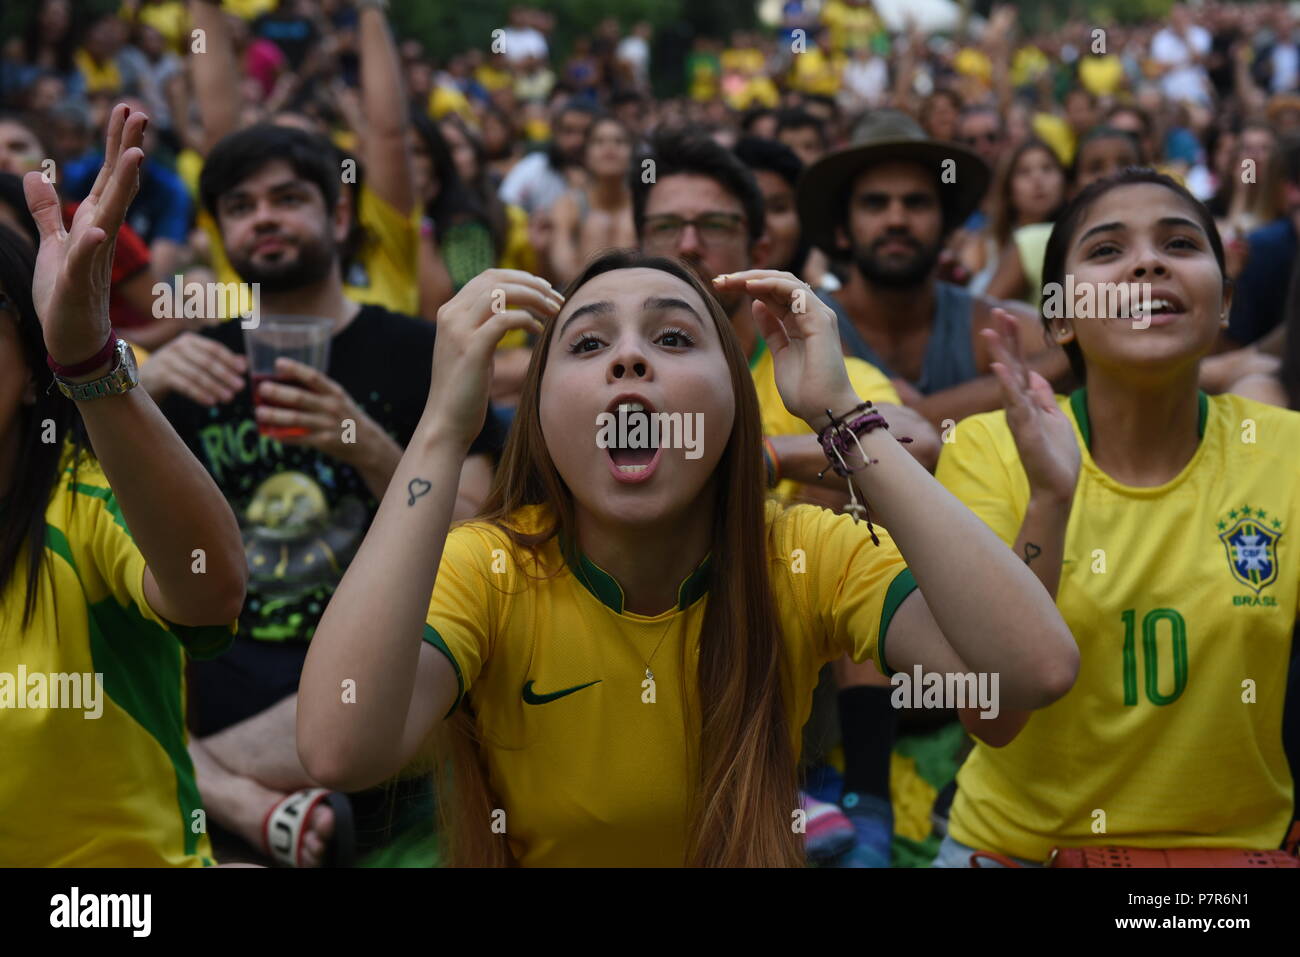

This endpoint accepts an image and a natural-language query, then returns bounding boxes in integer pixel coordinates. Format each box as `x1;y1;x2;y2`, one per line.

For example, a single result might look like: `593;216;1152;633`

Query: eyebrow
1077;216;1205;247
221;179;309;205
558;296;705;338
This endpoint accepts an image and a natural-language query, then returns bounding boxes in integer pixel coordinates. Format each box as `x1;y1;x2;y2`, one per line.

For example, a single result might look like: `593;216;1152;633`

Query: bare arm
719;271;1078;710
26;106;245;627
357;4;414;216
298;270;560;790
984;242;1028;303
187;0;241;156
955;310;1081;745
418;232;455;321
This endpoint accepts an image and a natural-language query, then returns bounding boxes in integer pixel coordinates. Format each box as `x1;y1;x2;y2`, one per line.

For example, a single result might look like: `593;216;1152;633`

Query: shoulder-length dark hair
1041;168;1228;383
0;223;86;627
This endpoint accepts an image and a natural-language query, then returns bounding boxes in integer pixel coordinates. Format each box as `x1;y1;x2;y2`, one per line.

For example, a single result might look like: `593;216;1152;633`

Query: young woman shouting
937;169;1300;866
297;251;1077;867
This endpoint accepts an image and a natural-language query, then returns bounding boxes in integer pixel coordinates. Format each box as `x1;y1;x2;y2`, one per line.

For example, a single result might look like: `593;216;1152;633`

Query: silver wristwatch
53;338;140;401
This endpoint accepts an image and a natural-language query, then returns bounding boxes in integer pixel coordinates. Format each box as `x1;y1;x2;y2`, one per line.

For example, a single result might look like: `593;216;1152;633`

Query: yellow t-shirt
0;450;233;866
423;500;918;866
935;391;1299;861
748;337;901;500
200;183;419;317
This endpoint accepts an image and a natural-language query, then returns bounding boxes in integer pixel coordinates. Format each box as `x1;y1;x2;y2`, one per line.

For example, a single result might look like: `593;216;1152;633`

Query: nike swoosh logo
521;679;601;705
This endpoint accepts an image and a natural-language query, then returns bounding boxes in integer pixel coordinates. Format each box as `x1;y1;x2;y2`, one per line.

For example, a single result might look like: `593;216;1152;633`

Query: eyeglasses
643;213;747;248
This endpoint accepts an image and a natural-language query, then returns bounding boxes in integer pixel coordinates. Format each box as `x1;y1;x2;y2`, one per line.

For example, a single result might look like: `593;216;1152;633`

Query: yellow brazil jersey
935;390;1299;861
748;337;900;500
423;500;917;866
0;450;233;866
199;182;419;318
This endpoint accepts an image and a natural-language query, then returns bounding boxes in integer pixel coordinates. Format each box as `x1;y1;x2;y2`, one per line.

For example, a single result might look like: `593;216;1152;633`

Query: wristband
47;330;117;378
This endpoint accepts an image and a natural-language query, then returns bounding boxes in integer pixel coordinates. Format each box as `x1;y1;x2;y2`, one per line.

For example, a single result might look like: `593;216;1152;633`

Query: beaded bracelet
815;401;913;545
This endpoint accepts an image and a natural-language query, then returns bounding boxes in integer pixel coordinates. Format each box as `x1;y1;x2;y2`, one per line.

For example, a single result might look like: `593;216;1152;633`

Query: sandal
261;787;356;867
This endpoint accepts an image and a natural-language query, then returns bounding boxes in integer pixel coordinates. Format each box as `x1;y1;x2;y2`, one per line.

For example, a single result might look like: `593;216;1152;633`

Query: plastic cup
244;314;334;439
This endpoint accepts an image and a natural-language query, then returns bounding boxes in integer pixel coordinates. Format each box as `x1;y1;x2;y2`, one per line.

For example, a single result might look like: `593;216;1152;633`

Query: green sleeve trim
877;567;918;678
169;622;235;660
422;623;465;718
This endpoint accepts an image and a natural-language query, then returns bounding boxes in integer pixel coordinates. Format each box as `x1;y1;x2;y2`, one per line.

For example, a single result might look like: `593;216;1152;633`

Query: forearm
76;386;245;621
419;237;454;321
188;0;240;155
911;375;1008;429
297;417;467;786
851;429;1075;707
353;420;404;499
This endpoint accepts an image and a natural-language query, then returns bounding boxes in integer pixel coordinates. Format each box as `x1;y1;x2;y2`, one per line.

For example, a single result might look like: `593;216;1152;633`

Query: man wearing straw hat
797;110;1067;427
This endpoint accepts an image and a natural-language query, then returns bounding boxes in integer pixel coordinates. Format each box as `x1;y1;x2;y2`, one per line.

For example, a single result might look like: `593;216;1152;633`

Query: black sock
838;685;897;801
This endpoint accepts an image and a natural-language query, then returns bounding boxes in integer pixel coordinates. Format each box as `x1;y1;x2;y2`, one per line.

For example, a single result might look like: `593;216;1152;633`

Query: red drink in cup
244;315;334;439
250;372;311;439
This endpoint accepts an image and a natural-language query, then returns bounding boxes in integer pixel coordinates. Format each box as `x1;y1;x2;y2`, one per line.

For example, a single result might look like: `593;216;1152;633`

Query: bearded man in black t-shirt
142;124;510;867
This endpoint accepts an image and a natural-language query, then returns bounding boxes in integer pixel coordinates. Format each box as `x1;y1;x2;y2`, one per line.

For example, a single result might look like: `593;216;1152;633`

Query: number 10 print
1120;608;1188;706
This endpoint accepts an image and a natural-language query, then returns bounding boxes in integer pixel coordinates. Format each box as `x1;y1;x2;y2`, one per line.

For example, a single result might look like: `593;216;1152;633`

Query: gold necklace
633;612;677;682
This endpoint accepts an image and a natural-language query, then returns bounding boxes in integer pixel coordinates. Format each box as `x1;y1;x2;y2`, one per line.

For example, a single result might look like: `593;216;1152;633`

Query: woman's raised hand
425;268;562;449
981;307;1080;502
713;269;859;427
25;103;144;367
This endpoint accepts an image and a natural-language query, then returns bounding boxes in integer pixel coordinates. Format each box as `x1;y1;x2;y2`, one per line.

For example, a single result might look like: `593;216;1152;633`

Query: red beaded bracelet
47;331;117;377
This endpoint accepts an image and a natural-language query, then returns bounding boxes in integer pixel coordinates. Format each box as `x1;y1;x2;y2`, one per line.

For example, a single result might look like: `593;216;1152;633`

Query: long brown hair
990;137;1066;249
432;250;802;867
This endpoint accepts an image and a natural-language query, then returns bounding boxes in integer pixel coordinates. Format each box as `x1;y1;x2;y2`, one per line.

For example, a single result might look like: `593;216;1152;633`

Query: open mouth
1134;290;1187;321
603;396;661;479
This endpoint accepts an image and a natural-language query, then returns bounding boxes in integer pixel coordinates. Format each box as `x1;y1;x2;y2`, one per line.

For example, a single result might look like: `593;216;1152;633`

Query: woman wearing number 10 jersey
935;168;1300;866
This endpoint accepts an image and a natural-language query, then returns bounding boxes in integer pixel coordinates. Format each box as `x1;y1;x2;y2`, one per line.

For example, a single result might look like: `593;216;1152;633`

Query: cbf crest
1218;505;1282;594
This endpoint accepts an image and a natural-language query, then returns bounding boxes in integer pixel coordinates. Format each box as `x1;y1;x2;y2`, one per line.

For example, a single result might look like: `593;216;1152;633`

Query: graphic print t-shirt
159;305;508;643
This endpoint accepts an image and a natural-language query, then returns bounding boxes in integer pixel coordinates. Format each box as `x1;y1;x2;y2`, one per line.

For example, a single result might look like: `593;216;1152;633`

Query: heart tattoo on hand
407;477;432;506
